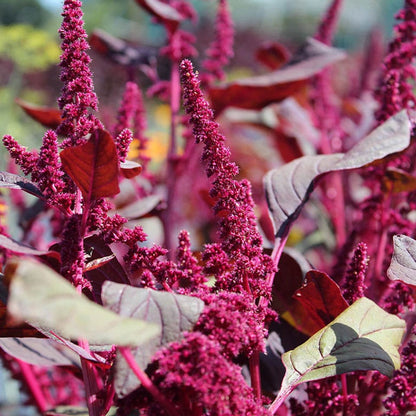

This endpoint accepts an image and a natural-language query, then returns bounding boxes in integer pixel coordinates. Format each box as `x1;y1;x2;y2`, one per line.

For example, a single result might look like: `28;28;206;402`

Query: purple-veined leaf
102;281;205;398
6;258;160;347
0;234;50;256
209;38;346;114
37;329;107;364
387;234;416;286
264;110;411;238
270;297;405;412
0;337;80;367
0;171;44;199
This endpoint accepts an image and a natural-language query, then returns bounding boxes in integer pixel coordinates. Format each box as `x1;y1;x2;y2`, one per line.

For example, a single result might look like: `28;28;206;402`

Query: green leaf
6;258;160;347
275;297;405;406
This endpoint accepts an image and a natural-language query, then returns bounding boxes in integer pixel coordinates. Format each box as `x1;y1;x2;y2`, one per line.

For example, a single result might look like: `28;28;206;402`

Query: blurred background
0;0;400;164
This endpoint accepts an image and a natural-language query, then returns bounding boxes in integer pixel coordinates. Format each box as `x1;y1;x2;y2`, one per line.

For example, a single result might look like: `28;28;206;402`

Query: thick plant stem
17;360;48;413
119;347;180;416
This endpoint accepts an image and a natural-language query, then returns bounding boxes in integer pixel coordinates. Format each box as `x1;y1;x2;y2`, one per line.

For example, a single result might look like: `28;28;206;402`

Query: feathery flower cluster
290;379;358;416
201;0;234;84
195;291;273;359
375;0;416;125
57;0;101;146
384;335;416;415
342;242;368;304
180;59;274;298
147;332;269;416
2;135;38;176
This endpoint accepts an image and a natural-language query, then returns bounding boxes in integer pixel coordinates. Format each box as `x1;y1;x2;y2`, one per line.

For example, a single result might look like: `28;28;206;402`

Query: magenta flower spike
57;0;101;146
375;0;416;125
342;242;368;304
201;0;234;84
314;0;344;45
179;59;274;298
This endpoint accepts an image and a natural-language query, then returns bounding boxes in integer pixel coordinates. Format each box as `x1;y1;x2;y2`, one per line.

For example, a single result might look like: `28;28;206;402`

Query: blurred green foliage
0;24;60;72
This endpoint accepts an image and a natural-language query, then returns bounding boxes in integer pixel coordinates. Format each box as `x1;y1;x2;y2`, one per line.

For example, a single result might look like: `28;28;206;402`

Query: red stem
119;347;180;416
341;373;348;415
17;360;49;413
248;352;261;399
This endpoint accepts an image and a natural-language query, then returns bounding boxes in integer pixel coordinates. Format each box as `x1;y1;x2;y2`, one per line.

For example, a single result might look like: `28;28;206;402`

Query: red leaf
60;129;120;202
291;271;348;336
120;160;142;178
209;38;345;114
16;98;62;129
256;42;291;70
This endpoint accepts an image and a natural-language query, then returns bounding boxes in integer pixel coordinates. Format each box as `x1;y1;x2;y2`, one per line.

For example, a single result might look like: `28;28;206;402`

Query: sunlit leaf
6;258;160;347
209;38;346;114
60;129;120;202
275;297;405;406
102;282;205;397
264;110;411;238
387;234;416;286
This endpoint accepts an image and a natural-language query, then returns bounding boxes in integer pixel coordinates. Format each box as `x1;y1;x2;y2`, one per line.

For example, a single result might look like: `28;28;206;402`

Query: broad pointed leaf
0;338;80;367
264;110;411;238
60;129;120;202
275;297;405;406
387;234;416;286
0;234;50;256
102;282;205;397
209;38;346;114
16;98;62;129
0;171;44;199
6;258;160;347
290;271;348;335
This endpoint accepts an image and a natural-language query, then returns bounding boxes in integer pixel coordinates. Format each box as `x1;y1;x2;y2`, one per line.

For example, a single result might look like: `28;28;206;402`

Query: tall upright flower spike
114;81;149;165
342;242;368;304
314;0;344;45
201;0;234;85
57;0;101;146
179;59;274;298
375;0;416;125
